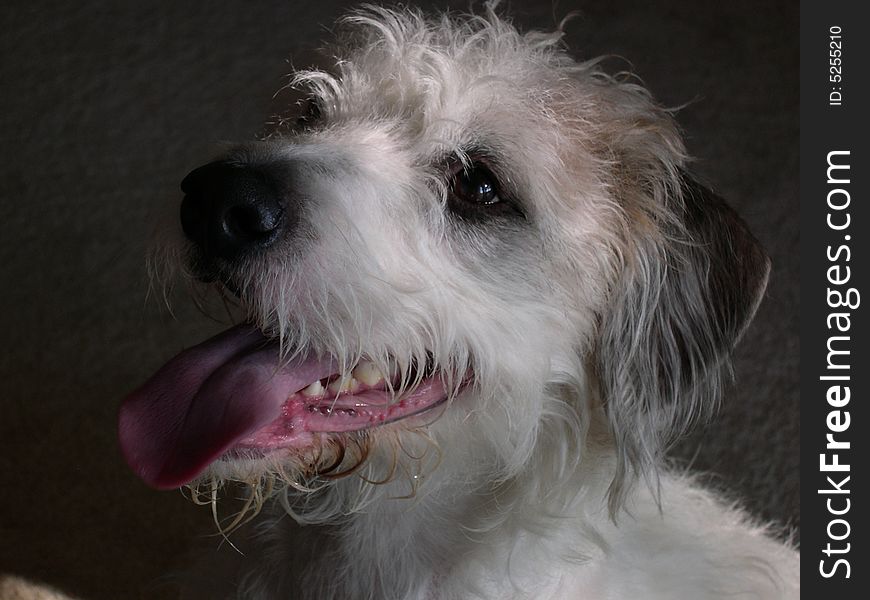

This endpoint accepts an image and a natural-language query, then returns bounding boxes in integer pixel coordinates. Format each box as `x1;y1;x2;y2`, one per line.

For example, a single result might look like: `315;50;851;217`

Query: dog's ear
595;172;770;509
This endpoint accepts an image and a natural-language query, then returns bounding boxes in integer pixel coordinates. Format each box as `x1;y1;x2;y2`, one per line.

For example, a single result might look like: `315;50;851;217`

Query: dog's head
119;6;769;516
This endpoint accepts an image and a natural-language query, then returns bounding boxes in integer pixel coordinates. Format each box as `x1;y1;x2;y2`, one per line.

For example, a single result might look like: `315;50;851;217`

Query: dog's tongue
118;325;336;489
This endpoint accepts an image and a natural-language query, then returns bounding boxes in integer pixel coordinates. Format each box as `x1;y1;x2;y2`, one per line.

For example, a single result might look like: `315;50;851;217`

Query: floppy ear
594;172;771;509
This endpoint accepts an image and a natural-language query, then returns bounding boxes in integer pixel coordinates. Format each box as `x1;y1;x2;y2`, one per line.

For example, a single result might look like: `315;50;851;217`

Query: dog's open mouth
118;325;452;490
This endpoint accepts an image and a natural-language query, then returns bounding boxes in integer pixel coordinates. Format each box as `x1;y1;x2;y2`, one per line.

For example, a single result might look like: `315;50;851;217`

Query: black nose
180;161;285;261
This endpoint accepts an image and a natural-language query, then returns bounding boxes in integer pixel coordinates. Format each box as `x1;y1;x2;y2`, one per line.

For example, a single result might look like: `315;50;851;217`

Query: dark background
0;1;798;598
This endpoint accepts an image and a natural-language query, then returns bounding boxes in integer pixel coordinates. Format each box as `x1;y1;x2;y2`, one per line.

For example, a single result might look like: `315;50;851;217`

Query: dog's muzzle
180;161;286;262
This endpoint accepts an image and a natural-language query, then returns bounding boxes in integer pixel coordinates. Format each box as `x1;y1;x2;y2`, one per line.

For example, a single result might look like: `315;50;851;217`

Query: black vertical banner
801;1;868;596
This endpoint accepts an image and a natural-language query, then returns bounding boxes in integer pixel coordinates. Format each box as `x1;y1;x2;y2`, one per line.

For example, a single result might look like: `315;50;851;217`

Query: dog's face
120;8;769;513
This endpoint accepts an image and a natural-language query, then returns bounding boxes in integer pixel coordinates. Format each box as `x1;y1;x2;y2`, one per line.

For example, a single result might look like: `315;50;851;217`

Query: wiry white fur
159;4;799;599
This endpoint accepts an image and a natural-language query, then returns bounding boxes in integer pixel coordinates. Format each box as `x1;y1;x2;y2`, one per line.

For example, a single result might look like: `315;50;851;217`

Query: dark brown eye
444;158;525;222
449;164;501;206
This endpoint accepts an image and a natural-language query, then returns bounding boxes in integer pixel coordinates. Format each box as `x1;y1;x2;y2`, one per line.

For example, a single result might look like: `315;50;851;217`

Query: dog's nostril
225;203;283;238
179;161;286;262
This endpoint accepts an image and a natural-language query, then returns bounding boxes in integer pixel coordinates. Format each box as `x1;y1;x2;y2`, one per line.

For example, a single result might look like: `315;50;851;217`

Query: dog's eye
450;166;501;206
445;160;524;221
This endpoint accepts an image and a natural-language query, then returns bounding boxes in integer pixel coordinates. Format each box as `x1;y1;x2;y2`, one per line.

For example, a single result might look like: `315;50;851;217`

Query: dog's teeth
301;380;324;397
328;374;358;394
327;377;346;394
353;361;383;386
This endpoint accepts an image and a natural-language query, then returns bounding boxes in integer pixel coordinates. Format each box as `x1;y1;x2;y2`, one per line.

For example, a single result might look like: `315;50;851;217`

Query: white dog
119;5;799;599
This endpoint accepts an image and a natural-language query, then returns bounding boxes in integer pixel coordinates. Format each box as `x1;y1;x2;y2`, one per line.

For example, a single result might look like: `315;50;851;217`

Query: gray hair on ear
595;172;771;513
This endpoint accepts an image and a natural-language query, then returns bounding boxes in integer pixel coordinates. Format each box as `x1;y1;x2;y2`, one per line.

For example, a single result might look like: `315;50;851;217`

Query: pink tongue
118;325;336;489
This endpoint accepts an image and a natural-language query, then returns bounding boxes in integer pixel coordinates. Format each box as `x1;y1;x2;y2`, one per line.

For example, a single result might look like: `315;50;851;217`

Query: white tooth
328;374;354;394
353;361;384;386
301;380;324;397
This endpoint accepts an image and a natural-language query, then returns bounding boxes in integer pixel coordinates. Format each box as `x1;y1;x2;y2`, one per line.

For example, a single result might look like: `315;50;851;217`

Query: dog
119;5;799;598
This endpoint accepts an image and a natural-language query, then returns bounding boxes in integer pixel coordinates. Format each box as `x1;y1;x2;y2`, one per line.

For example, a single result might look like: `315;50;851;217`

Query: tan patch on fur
0;576;78;600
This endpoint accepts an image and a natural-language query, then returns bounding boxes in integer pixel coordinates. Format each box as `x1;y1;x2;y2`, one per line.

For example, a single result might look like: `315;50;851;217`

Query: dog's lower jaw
177;386;799;600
